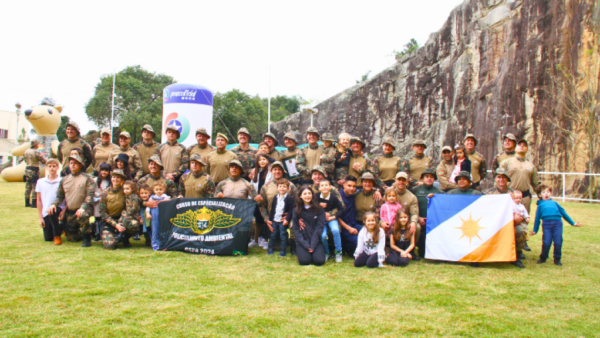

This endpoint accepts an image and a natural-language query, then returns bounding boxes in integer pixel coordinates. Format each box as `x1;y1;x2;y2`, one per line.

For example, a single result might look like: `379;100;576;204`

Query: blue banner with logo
163;83;213;105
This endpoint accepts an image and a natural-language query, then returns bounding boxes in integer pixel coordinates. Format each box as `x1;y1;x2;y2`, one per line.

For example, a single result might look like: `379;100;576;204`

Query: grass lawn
1;179;599;337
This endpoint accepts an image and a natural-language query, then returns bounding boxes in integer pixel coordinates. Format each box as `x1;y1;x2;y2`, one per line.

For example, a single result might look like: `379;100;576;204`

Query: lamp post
13;102;21;166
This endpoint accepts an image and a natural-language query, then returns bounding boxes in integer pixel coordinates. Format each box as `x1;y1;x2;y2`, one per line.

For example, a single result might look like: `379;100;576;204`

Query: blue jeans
341;222;363;256
150;207;160;249
269;221;288;252
540;220;563;260
321;219;342;254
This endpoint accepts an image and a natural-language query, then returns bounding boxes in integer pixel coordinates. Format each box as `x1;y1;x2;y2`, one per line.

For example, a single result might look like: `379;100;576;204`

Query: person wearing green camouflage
464;134;488;189
23;140;48;207
48;155;96;246
337;137;370;186
371;136;409;188
334;132;352;186
98;170;127;250
446;171;483;195
107;131;144;181
137;155;179;201
188;127;215;175
320;133;337;180
491;133;517;172
296;127;324;185
407;139;433;187
410;168;444;258
117;181;143;247
230;128;257;180
133;124;160;176
92;127;119;173
280;132;302;187
178;153;216;198
263;132;282;162
215;160;258;199
57;121;93;176
154;125;189;183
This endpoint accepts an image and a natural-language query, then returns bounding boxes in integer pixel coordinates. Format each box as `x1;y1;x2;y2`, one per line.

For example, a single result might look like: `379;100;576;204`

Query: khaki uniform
296;144;324;181
266;148;282;162
501;156;541;213
52;171;96;242
57;138;93;174
320;145;336;179
408;154;433;185
23;147;47;202
215;177;257;199
108;146;144;180
466;150;487;185
372;154;409;185
484;186;514;195
348;152;369;186
446;188;483;195
230;145;257;175
92;142;119;171
354;189;382;224
189;143;215;174
205;150;239;185
178;172;215;198
436;160;459;191
492;150;516;172
133;141;160;175
154;141;189;178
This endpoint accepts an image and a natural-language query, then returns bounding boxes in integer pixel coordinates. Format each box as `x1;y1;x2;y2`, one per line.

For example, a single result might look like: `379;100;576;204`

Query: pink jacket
380;202;402;226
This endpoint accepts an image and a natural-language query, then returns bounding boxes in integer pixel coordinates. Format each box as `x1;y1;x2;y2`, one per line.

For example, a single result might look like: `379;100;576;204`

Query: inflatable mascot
1;104;62;182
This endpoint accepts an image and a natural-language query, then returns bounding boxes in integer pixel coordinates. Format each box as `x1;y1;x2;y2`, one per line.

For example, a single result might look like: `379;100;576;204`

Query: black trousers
416;225;426;257
42;207;63;241
354;253;379;268
386;251;410;267
296;243;326;266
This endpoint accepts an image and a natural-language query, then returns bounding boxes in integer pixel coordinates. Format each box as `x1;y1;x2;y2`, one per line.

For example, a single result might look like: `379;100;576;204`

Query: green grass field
1;179;599;337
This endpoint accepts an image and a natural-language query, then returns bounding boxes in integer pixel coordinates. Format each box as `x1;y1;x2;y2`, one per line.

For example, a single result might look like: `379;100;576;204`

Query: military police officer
205;133;239;185
492;133;517;172
23;140;48;207
178;153;215;198
92;127;119;173
407;139;432;186
411;168;444;258
296;127;324;185
154;125;190;183
463;134;488;189
215;160;258;199
108;131;144;181
132;124;160;176
57;121;93;176
447;171;483;195
229;127;257;179
263;132;282;162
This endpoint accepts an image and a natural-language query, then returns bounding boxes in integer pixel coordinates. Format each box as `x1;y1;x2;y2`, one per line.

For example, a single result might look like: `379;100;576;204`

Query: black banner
157;198;256;256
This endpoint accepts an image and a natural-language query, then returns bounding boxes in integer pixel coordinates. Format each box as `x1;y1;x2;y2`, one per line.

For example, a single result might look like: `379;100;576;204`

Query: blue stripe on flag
426;194;482;234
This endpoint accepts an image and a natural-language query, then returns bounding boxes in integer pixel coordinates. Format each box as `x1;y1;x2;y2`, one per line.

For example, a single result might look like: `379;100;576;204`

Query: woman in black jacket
292;185;326;266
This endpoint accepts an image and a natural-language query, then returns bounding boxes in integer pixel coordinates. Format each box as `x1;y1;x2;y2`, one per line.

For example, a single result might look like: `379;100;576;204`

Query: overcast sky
0;0;464;134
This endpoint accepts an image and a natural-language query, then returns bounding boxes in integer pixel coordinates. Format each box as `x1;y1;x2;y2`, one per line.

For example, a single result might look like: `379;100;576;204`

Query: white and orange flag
425;194;516;262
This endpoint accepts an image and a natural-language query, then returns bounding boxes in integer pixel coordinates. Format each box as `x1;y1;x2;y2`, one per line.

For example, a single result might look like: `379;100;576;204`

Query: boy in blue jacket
530;185;582;266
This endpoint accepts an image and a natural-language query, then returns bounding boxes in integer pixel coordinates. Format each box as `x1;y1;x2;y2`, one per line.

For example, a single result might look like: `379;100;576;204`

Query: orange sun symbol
455;213;485;245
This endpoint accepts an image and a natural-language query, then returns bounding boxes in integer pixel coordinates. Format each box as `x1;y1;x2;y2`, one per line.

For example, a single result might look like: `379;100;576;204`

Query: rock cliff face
272;0;599;192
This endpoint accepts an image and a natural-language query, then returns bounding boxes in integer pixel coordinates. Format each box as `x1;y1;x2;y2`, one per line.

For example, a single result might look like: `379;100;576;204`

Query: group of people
23;121;582;268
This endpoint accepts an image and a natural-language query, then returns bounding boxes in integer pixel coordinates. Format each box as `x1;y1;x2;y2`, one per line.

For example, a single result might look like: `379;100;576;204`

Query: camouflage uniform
52;155;96;242
179;154;216;198
23;142;48;206
57;122;93;175
492;133;518;172
99;185;126;250
137;173;179;198
371;155;408;188
118;194;143;234
107;145;144;181
154;140;189;181
230;144;257;176
320;133;337;180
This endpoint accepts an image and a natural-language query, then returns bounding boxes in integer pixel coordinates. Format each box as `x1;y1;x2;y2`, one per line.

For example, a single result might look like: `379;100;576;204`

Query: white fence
487;170;600;203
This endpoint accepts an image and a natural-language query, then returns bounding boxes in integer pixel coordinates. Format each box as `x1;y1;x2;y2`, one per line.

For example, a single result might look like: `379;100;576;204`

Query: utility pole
111;71;116;140
267;65;271;133
13;102;21;166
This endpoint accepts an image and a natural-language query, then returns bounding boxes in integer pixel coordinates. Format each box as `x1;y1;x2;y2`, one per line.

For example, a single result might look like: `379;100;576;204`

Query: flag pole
110;70;116;140
267;65;271;133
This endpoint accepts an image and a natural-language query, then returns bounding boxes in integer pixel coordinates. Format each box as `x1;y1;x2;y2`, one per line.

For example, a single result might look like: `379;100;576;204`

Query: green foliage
212;90;304;141
394;38;420;61
85;65;175;144
56;115;70;142
356;71;372;84
16;128;29;144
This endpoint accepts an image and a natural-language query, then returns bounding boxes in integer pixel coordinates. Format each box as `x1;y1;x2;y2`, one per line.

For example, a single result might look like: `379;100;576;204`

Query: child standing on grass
379;188;402;234
267;179;294;256
354;212;386;268
146;182;171;250
530;185;582;266
386;210;415;267
138;184;152;247
318;179;344;262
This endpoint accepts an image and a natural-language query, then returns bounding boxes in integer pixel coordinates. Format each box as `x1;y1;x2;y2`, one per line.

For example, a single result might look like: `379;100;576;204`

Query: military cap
350;136;366;148
503;133;517;142
420;168;438;179
517;138;528;146
271;161;285;171
119;131;131;139
395;172;409;180
361;172;375;181
463;133;478;146
237;127;251;139
148;154;164;168
382;136;396;149
494;168;511;182
321;133;335;142
413;139;427;148
306;126;320;138
263;132;279;146
216;133;229;142
166;124;181;137
67;154;84;166
456;171;472;182
111;169;127;180
142;124;155;135
100;127;111;135
196;127;210;138
310;165;327;177
66;121;81;135
190;153;206;165
441;145;453;152
283;132;298;144
228;159;245;174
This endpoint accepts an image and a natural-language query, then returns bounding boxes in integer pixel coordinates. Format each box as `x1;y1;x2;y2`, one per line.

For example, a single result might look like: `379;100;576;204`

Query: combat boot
289;241;296;256
144;233;152;247
82;234;92;247
31;199;37;208
25;198;31;207
517;251;526;260
511;260;525;268
554;258;562;266
122;233;132;248
523;241;531;251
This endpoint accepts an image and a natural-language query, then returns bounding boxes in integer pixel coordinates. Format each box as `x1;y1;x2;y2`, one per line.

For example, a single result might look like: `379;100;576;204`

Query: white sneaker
336;253;343;263
248;240;259;248
261;242;269;250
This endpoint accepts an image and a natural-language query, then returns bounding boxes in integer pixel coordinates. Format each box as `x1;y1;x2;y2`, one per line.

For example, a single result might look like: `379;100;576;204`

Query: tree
262;95;305;123
17;128;29;144
85;65;175;144
545;64;600;199
356;71;371;84
394;38;419;61
56;115;70;142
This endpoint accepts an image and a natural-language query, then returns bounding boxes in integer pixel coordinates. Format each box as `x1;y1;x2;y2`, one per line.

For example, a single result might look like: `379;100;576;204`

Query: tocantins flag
425;194;516;263
157;198;256;256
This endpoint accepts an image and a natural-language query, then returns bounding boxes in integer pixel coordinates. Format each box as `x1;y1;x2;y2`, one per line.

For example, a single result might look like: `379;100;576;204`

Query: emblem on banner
171;207;241;235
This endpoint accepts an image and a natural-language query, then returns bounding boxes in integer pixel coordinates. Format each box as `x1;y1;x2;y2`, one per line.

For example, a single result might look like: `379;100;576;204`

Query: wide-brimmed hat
66;121;81;135
306;126;320;138
228;159;245;174
310;165;327;177
216;133;229;143
361;172;375;181
382;136;396;149
271;161;285;171
142;124;155;135
321;133;335;142
283;132;298;144
456;171;472;182
420;168;437;179
441;145;453;153
111;169;127;180
494;168;511;181
166;125;181;137
190;153;206;166
463;134;478;146
67;154;84;166
100;127;111;135
263;132;279;146
413;139;427;148
350;136;366;148
119;131;131;139
148;154;164;168
115;153;130;165
196;127;210;137
503;133;517;142
237;127;251;140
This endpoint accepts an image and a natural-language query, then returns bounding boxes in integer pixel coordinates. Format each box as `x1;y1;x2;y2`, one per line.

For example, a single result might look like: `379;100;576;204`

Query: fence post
562;173;566;203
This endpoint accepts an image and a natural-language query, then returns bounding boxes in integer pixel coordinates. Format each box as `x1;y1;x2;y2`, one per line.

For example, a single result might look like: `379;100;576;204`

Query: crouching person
115;180;143;248
47;155;96;247
99;170;128;250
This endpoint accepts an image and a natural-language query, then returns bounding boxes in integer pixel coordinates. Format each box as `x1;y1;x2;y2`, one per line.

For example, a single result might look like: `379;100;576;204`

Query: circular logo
164;112;190;142
164;88;171;101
